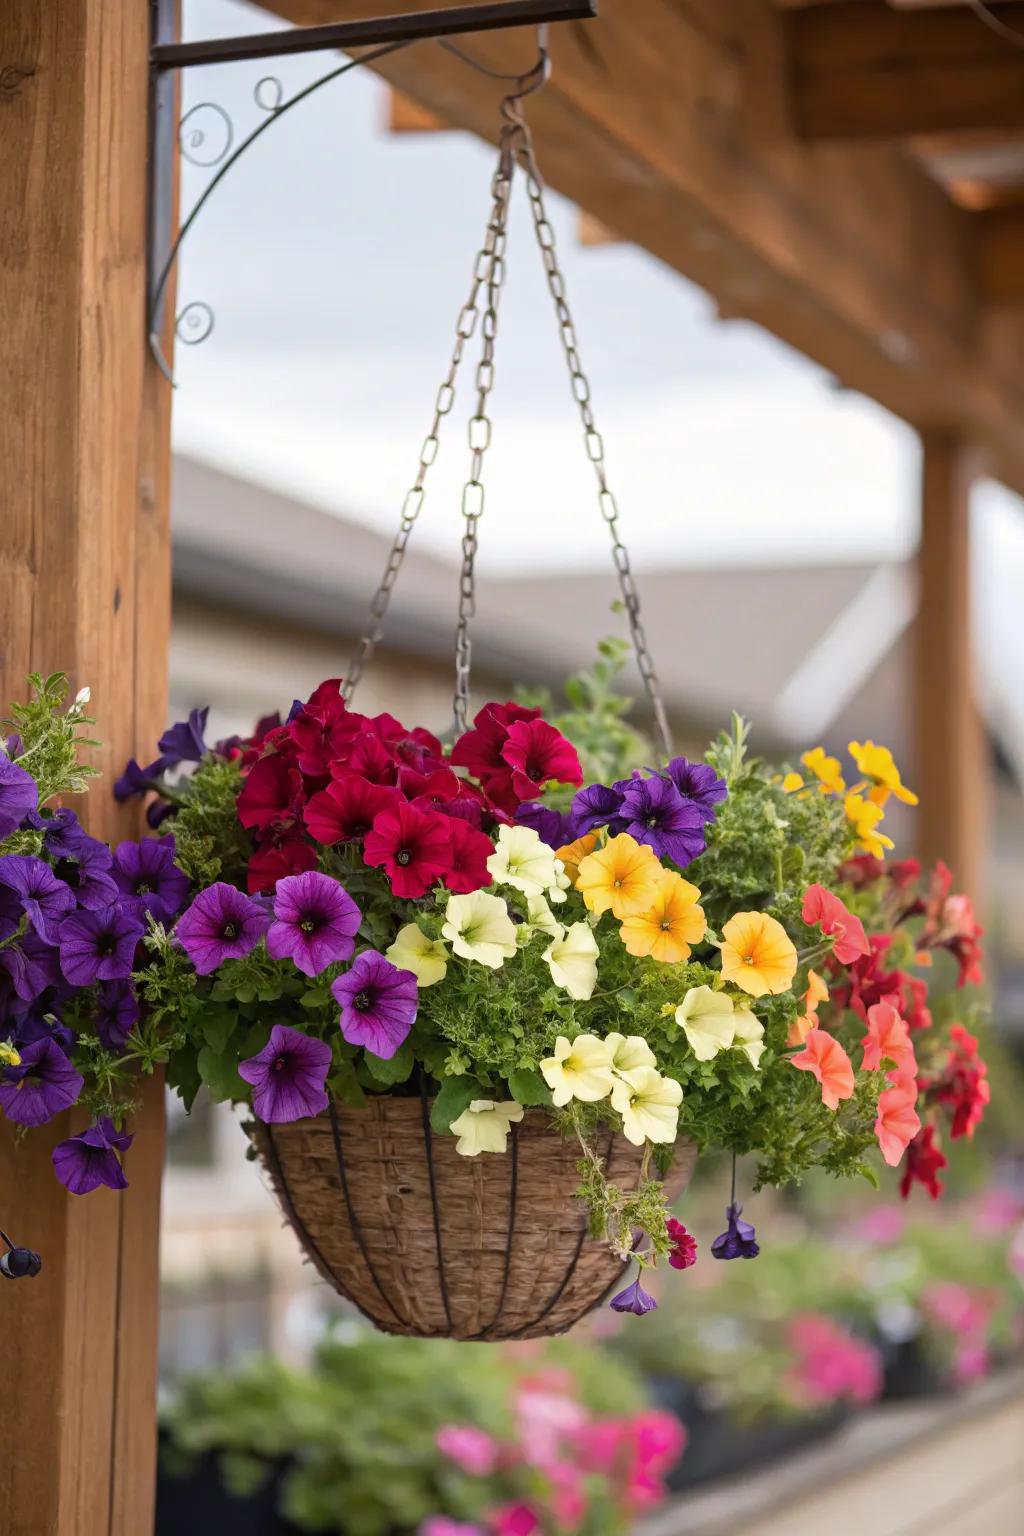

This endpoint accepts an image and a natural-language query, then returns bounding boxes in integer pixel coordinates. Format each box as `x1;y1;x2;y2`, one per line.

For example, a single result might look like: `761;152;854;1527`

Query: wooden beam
387;87;448;133
974;205;1024;302
786;0;1024;140
578;211;620;247
914;435;986;901
255;0;1024;498
0;3;174;1532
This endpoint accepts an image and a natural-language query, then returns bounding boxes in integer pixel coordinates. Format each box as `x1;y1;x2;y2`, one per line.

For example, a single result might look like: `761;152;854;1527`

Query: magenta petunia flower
331;951;418;1059
238;1023;332;1123
304;775;399;845
363;801;453;899
174;882;270;975
500;718;583;802
443;819;494;895
0;854;76;943
266;871;361;977
59;905;146;987
52;1116;133;1194
237;753;304;835
0;1036;84;1126
111;834;190;923
666;1217;698;1271
0;756;38;840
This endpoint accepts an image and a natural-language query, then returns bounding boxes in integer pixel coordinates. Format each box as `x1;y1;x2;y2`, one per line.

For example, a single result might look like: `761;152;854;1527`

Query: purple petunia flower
568;782;626;838
96;980;140;1051
662;757;728;823
0;756;38;840
113;755;174;803
59;905;146;987
52;1116;133;1194
514;802;575;850
50;834;120;911
159;707;209;767
0;855;76;943
24;805;88;859
616;775;707;867
238;1023;332;1124
711;1202;760;1261
609;1271;658;1315
14;1006;75;1054
174;882;270;975
0;1036;84;1126
0;931;62;1003
111;834;190;923
331;951;418;1060
266;871;361;979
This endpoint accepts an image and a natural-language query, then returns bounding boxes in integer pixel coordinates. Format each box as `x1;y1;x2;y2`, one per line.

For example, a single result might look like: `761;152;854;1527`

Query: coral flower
363;801;453;899
719;911;797;997
790;1028;855;1110
619;872;706;965
844;793;894;859
789;969;829;1046
575;834;663;920
801;884;869;965
860;999;915;1074
849;740;918;807
555;832;598;883
875;1084;921;1167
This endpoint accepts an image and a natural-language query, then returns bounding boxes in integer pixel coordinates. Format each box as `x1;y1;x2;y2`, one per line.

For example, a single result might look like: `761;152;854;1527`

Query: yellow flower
575;833;663;920
719;911;797;997
844;792;895;859
519;894;565;944
781;771;807;795
605;1032;657;1075
556;832;598;883
801;747;846;796
386;923;448;987
674;985;736;1060
486;824;563;899
540;1034;616;1106
543;922;599;1000
619;871;706;964
610;1067;682;1146
732;1006;766;1068
450;1099;525;1156
848;740;917;807
0;1041;21;1068
441;891;518;969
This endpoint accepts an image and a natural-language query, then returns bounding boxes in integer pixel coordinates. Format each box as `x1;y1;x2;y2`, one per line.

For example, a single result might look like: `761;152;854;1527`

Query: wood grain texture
0;2;175;1532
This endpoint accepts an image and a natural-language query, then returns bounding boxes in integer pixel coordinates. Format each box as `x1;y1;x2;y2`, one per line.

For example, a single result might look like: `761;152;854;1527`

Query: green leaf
508;1068;552;1107
364;1040;414;1086
166;1046;202;1113
327;1061;367;1108
201;1010;237;1055
429;1074;477;1133
197;1044;247;1103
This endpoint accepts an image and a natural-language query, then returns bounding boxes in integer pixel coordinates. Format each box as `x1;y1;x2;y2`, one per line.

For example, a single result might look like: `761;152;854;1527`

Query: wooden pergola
0;1;1019;1530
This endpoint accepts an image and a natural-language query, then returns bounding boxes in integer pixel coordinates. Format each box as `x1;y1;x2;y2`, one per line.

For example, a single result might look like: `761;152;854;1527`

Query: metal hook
500;24;551;125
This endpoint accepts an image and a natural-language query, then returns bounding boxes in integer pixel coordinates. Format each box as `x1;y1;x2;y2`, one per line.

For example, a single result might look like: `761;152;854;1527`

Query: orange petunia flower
860;999;915;1075
575;833;664;920
620;871;707;965
790;1027;855;1110
556;832;599;884
720;911;797;997
788;968;829;1047
875;1084;921;1167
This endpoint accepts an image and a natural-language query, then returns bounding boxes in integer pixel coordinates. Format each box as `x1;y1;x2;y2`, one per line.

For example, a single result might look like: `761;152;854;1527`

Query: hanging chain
343;137;515;705
508;112;675;761
452;132;514;733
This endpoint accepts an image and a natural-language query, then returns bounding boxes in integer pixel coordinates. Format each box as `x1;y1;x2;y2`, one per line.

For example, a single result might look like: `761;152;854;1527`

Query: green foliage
0;674;99;854
518;633;650;789
166;755;249;886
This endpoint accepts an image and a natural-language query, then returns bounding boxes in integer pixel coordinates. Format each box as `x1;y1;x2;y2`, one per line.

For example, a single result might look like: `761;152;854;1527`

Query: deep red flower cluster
232;682;581;898
899;1124;948;1201
829;934;932;1035
921;1023;991;1142
920;861;985;988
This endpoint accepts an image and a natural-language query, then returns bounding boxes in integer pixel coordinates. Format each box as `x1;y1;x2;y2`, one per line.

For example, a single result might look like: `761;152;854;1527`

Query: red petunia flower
500;718;583;802
904;974;933;1033
832;934;904;1020
443;818;494;895
899;1124;948;1201
237;754;305;835
304;775;400;845
397;766;463;806
919;861;985;986
451;702;542;784
802;883;870;965
288;679;365;777
363;801;453;898
666;1217;698;1270
333;734;399;788
247;837;317;894
924;1024;991;1140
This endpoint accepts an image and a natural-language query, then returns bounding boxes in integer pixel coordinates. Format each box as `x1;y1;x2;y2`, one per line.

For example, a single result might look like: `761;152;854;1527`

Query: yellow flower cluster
571;833;707;965
540;1032;682;1147
783;739;916;859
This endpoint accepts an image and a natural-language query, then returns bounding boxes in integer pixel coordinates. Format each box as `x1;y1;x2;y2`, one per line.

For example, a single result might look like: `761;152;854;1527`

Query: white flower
732;1006;766;1068
450;1099;525;1156
386;923;448;987
442;891;518;969
486;824;561;898
543;922;599;1000
674;985;737;1062
547;861;571;905
540;1034;615;1106
518;894;565;945
610;1067;682;1146
605;1032;657;1075
74;686;91;706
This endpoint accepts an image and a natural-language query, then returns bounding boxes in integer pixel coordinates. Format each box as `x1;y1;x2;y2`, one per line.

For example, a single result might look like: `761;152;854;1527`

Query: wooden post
0;3;174;1533
914;434;987;901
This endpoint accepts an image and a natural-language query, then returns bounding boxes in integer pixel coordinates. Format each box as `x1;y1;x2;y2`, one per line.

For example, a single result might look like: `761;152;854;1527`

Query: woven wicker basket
248;1092;697;1340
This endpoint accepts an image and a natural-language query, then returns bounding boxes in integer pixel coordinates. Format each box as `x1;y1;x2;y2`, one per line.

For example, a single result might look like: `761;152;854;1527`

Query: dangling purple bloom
0;855;76;943
568;782;625;838
158;707;209;767
50;835;120;910
111;835;190;923
96;980;140;1051
331;951;418;1060
616;776;707;867
59;905;146;987
24;806;88;858
0;756;38;839
0;931;62;1003
52;1116;133;1194
0;882;21;942
0;1036;83;1126
113;755;174;803
662;757;728;824
238;1023;332;1123
266;871;361;978
174;882;270;975
147;800;175;830
14;1006;75;1054
711;1202;760;1261
609;1270;658;1315
6;734;24;758
514;802;576;850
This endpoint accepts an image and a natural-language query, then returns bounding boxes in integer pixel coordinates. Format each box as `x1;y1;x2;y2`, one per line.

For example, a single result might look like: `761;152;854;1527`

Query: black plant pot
647;1376;849;1493
156;1442;302;1536
878;1337;950;1402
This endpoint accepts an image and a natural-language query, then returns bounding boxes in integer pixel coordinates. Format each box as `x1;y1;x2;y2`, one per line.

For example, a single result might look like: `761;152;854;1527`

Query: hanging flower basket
249;1095;697;1339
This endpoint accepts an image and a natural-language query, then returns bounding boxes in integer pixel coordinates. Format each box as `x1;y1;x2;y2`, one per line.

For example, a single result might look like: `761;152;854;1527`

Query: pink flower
860;999;915;1074
488;1504;540;1536
802;884;870;965
515;1388;586;1469
666;1217;698;1270
435;1424;499;1477
500;719;583;802
787;1314;882;1406
875;1084;921;1167
790;1028;855;1110
421;1521;486;1536
953;1341;990;1385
